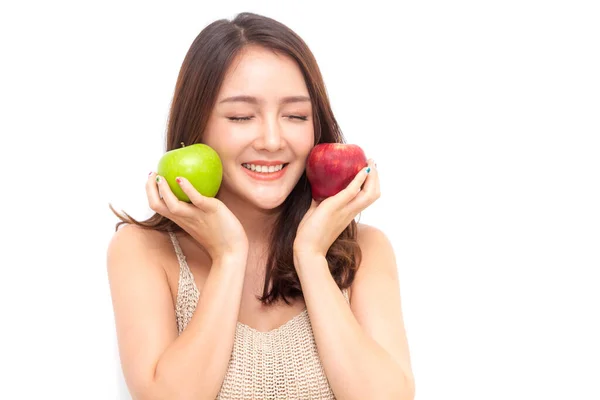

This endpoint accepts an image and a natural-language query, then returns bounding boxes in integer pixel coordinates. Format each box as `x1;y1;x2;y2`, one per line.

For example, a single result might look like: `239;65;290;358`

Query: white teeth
242;163;285;173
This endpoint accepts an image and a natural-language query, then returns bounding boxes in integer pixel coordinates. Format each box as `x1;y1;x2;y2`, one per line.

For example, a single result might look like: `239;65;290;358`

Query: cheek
202;127;244;159
290;128;315;156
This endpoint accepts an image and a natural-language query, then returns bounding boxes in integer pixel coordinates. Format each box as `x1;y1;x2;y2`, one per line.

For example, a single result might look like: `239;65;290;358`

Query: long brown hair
109;12;362;306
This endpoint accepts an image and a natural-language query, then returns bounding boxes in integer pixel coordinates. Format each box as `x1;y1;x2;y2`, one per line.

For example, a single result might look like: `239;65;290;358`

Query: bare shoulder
356;222;393;247
108;223;168;254
106;224;179;397
107;224;176;275
345;222;397;300
356;222;397;273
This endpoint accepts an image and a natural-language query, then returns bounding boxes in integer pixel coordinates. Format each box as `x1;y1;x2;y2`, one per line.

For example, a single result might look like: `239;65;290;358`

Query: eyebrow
218;95;311;105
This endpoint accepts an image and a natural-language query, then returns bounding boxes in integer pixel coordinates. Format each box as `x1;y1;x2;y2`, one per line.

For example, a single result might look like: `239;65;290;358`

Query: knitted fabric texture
169;231;349;399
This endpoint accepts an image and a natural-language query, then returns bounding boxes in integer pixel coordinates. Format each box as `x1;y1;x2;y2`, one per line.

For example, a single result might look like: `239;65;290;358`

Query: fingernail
156;176;160;183
148;171;152;176
176;177;181;184
366;167;371;174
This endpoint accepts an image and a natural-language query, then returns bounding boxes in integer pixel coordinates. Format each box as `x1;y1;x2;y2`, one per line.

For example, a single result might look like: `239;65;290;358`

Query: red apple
305;143;368;201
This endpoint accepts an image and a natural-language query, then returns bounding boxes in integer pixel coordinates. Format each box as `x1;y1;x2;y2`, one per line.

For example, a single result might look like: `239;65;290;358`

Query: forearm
295;253;414;400
152;252;247;400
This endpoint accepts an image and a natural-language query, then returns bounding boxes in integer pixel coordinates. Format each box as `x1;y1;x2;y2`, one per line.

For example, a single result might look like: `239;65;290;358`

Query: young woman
107;12;415;400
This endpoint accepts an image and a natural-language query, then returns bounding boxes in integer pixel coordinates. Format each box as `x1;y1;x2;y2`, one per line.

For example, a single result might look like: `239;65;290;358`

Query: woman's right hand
146;172;248;261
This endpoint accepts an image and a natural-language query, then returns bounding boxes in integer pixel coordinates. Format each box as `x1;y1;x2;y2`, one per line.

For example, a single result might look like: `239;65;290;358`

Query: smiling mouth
241;163;290;173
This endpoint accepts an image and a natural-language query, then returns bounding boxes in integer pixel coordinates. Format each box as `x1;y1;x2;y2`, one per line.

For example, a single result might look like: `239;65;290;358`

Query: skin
107;44;415;399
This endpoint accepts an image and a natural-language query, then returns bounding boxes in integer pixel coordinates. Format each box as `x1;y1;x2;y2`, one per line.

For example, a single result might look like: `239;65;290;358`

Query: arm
107;224;248;400
294;224;415;400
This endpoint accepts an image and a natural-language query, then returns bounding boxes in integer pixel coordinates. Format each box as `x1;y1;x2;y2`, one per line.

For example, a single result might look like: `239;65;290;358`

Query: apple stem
181;142;185;148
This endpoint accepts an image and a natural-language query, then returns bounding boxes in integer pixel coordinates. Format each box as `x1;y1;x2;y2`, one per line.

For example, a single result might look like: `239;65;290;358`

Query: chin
245;191;290;211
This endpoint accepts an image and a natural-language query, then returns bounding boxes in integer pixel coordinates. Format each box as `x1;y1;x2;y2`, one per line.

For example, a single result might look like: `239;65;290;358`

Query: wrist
293;251;328;281
293;249;326;267
212;248;248;268
293;241;323;257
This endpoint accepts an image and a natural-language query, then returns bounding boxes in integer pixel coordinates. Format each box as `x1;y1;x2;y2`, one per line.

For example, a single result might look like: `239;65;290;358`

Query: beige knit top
168;231;349;399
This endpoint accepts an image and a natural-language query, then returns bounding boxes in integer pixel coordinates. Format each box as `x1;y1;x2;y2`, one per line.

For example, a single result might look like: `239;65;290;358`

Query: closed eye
289;115;309;121
227;115;309;122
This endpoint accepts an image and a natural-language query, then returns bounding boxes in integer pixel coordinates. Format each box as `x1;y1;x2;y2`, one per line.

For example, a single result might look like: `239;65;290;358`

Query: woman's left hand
293;159;380;258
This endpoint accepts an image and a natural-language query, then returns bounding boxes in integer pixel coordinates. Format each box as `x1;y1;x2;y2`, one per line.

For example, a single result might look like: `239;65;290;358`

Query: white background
1;1;598;399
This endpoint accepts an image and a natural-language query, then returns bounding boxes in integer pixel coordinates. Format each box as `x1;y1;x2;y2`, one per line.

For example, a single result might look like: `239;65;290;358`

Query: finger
155;175;193;216
175;177;219;213
369;159;380;198
358;159;378;196
348;159;380;209
334;163;370;205
146;172;169;215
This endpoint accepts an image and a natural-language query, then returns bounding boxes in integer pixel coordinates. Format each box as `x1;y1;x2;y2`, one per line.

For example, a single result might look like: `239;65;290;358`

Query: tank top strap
168;230;200;334
167;230;186;266
342;287;350;304
167;230;199;295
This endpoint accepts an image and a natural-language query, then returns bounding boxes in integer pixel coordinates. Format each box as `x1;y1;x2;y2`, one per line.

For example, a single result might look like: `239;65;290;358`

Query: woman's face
202;45;315;211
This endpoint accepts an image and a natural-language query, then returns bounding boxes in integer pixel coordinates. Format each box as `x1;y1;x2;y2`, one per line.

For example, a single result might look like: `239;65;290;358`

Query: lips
241;163;289;181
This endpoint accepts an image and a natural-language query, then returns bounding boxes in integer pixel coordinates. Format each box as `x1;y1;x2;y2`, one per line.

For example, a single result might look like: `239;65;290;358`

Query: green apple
157;142;223;202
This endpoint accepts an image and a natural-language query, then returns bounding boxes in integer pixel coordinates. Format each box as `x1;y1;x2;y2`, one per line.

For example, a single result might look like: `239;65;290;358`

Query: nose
254;118;283;152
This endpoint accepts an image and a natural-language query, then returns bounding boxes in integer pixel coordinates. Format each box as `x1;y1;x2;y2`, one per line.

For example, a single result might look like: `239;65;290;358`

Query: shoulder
356;222;396;263
107;223;164;256
348;223;398;297
109;223;157;243
106;224;173;276
357;222;391;245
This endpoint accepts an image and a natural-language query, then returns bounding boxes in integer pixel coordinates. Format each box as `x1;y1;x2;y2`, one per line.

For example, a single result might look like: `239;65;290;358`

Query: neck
216;190;282;247
215;191;282;287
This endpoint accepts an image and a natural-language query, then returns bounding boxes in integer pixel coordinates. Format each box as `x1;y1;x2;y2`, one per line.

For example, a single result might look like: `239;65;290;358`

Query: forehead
218;46;308;99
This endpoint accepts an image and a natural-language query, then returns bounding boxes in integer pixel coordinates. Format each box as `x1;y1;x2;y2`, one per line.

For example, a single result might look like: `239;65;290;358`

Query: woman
107;12;415;400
